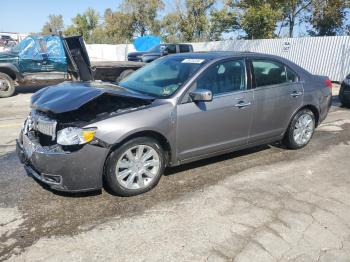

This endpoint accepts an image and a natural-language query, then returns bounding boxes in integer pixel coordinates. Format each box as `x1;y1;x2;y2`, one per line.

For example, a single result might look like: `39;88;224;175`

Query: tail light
325;79;332;89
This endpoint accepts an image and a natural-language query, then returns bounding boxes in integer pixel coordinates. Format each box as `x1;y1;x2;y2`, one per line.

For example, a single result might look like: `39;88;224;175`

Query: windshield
119;56;207;97
9;44;21;53
9;36;35;54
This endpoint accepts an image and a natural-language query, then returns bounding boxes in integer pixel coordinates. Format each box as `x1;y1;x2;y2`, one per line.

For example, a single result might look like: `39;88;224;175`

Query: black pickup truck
0;35;144;97
127;43;194;63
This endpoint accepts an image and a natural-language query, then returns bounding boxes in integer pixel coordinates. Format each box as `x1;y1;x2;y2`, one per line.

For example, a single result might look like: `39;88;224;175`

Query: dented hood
31;82;154;114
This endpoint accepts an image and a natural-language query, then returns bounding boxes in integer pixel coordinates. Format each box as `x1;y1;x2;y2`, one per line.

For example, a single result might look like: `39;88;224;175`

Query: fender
0;63;22;81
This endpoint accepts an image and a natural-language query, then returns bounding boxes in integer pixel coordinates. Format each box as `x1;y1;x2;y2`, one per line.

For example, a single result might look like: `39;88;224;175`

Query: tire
339;86;350;108
105;137;165;197
116;69;135;83
0;73;15;98
283;109;316;150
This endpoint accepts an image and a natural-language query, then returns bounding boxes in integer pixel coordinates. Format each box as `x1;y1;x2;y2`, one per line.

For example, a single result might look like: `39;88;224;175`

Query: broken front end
16;82;153;192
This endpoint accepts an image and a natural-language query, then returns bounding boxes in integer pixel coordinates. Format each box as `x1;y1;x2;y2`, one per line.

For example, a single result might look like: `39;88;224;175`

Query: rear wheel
105;137;165;196
0;73;15;98
283;109;315;149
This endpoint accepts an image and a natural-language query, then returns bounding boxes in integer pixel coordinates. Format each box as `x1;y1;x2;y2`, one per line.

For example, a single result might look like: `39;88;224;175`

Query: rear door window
252;60;288;87
252;60;299;87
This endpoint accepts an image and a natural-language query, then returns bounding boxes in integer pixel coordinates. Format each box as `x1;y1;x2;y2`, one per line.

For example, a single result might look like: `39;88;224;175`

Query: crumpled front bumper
16;132;109;192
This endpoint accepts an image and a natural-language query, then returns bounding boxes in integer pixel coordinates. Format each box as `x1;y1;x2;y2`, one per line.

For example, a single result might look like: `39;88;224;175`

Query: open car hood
31;82;154;114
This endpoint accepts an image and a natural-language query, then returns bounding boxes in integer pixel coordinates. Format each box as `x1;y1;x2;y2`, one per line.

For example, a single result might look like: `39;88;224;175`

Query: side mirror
189;89;213;102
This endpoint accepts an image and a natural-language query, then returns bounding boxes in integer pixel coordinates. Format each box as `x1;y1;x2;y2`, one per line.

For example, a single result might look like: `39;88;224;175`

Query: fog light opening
42;174;62;185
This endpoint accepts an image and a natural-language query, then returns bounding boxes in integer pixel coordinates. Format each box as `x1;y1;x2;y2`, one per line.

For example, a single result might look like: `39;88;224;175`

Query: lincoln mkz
16;52;332;196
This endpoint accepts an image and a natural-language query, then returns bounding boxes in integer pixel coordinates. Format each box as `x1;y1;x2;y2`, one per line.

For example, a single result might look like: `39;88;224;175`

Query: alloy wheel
293;113;314;146
115;145;160;190
0;78;10;92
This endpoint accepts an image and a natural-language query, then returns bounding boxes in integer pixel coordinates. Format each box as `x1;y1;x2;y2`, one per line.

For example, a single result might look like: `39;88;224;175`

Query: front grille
28;111;57;140
36;117;57;140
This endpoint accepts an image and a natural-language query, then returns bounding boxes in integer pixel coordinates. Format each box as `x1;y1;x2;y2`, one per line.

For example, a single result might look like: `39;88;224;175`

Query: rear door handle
291;91;303;97
235;101;251;108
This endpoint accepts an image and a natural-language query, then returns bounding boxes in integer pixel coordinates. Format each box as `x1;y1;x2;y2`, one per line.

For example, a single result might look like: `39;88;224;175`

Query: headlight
57;127;97;146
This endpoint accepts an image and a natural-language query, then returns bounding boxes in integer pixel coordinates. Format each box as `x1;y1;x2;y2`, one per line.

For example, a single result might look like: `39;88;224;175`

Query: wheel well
0;68;17;80
109;131;172;166
300;105;320;127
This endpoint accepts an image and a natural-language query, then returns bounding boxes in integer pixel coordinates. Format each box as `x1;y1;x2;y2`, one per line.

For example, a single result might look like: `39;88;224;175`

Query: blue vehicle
0;35;144;97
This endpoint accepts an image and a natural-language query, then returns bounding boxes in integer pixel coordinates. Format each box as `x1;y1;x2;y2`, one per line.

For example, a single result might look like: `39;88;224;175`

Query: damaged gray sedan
16;52;332;196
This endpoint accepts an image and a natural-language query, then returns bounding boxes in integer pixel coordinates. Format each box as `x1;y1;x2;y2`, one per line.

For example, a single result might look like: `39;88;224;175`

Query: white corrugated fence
86;36;350;82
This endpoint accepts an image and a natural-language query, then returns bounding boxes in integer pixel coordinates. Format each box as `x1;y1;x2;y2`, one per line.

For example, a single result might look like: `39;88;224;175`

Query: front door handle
235;101;251;108
291;91;303;98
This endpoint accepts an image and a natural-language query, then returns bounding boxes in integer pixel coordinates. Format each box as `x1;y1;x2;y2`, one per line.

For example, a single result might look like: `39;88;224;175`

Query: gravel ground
1;85;350;262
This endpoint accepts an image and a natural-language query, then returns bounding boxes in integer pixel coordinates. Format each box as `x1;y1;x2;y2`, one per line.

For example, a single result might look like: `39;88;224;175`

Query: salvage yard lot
1;85;350;261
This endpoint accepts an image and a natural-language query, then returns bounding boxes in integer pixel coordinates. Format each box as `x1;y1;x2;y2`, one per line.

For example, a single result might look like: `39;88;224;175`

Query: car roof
168;51;312;77
169;51;277;60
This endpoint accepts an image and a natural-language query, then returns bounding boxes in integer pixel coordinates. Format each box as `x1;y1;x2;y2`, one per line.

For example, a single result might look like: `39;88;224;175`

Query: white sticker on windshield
181;59;205;64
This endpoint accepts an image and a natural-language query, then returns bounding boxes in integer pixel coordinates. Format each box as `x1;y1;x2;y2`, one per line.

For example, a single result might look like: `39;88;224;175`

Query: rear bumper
318;91;332;124
16;134;109;192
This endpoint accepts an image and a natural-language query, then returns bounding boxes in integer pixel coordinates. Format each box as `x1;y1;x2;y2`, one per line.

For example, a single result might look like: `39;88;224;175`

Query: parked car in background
17;52;332;196
340;74;350;107
0;34;144;98
127;43;194;63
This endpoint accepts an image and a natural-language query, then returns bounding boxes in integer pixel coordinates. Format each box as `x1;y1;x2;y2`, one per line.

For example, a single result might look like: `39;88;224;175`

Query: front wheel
0;73;15;98
105;137;165;196
283;109;316;150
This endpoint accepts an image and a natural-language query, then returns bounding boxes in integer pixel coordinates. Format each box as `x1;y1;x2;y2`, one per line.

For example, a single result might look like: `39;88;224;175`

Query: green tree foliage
307;0;348;36
162;0;238;42
182;0;215;41
208;7;240;41
103;9;134;43
42;15;64;35
240;3;282;39
276;0;313;37
161;12;183;42
122;0;164;36
44;0;349;43
64;8;100;43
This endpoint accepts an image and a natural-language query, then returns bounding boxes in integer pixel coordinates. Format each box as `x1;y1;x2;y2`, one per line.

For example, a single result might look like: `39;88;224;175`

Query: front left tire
105;137;165;197
0;73;15;98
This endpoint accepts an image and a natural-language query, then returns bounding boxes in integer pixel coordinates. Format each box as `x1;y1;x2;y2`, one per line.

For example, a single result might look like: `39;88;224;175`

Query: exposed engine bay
54;94;151;127
25;93;152;149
